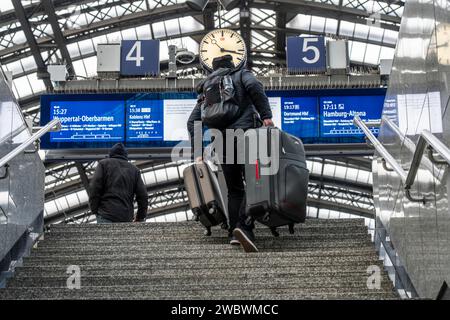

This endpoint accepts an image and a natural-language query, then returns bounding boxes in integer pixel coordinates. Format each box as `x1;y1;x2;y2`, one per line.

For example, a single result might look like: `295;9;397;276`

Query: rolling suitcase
245;127;309;237
183;162;229;236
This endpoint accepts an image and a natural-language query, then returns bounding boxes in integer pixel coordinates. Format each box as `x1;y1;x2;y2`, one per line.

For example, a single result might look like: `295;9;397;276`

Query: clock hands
221;49;242;55
211;39;243;55
211;39;223;50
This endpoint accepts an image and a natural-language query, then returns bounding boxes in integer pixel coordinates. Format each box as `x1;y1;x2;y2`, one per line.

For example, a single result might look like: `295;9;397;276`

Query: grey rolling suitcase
245;127;309;236
183;162;229;236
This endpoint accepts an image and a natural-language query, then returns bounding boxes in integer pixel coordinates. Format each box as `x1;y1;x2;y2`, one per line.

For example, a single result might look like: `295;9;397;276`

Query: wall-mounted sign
120;40;160;76
286;36;327;73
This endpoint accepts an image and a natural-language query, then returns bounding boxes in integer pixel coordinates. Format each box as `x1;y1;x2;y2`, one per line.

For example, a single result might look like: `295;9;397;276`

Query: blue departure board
281;97;318;138
50;100;125;143
40;89;386;149
319;95;384;137
126;100;164;141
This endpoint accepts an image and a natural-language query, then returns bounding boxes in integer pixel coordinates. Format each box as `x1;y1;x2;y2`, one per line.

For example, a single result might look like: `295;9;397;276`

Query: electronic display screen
50;100;125;143
319;95;385;137
40;89;386;149
126;100;164;141
281;97;319;138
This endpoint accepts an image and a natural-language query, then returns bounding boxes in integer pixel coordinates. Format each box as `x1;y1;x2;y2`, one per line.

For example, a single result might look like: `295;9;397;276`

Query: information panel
281;97;318;138
41;89;386;149
126;100;164;141
50;100;125;143
320;95;384;137
163;99;198;141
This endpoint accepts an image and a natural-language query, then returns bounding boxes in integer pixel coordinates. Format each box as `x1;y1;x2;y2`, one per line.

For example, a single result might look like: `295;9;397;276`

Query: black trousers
221;163;254;232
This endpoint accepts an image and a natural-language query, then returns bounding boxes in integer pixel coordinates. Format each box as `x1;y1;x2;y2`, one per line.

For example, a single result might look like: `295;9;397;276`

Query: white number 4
302;38;320;64
126;41;144;67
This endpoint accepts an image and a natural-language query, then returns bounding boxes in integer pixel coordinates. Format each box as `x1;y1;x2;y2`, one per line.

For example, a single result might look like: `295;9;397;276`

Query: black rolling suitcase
245;127;309;236
183;162;229;236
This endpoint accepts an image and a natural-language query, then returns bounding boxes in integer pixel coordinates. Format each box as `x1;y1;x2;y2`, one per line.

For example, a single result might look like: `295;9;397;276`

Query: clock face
199;29;247;72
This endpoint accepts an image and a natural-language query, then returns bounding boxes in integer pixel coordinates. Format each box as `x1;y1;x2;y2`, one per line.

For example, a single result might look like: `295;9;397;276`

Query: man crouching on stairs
89;143;149;224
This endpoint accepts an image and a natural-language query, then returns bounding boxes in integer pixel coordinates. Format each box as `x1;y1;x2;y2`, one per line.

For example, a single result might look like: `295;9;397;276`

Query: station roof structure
0;0;404;225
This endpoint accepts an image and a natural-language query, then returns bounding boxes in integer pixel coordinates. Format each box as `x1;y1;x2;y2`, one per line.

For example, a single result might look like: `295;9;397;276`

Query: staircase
0;218;397;300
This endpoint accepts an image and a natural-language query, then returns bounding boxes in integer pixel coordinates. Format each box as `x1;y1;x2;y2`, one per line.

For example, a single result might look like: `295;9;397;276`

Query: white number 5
302;38;320;64
126;41;144;67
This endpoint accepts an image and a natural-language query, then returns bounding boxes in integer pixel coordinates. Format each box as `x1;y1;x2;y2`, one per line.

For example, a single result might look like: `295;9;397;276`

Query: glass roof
0;0;403;104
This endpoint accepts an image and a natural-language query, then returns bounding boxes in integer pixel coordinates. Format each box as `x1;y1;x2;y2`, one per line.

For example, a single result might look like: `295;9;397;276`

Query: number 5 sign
121;40;160;76
286;36;326;73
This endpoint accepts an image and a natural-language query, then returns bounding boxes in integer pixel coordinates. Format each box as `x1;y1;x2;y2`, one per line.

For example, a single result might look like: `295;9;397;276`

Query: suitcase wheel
208;205;216;215
204;227;212;237
262;212;270;223
288;224;295;234
220;222;229;230
270;227;280;238
193;209;200;222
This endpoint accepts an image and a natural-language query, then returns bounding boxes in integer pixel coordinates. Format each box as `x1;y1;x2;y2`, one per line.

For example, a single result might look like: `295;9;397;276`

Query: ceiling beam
41;0;75;78
11;0;52;90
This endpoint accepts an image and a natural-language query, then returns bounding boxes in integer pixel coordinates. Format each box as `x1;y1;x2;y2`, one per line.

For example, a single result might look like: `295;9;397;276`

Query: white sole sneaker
232;228;258;253
230;239;240;246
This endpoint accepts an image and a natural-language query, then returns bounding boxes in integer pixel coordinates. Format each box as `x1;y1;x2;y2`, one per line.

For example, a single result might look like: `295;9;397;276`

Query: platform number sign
121;40;160;76
286;36;326;73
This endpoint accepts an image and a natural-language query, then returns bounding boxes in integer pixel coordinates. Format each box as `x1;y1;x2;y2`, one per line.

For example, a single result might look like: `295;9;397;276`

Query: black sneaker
232;228;258;253
229;236;240;246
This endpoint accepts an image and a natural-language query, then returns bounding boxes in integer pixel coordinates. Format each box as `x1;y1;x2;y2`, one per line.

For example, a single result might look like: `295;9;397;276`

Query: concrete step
0;286;396;300
47;223;366;235
49;219;366;230
36;238;374;249
6;276;393;291
14;264;384;278
29;246;378;257
22;253;381;267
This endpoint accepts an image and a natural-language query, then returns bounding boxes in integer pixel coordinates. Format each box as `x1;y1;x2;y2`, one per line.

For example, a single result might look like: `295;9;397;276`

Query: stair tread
1;219;397;300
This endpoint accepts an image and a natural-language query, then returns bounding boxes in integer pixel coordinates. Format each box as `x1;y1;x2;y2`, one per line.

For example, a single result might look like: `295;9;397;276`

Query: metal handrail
354;116;450;204
0;119;61;171
381;116;442;176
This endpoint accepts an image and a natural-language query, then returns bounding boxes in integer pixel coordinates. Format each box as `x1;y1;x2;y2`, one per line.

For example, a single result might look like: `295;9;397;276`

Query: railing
0;119;61;178
354;115;450;204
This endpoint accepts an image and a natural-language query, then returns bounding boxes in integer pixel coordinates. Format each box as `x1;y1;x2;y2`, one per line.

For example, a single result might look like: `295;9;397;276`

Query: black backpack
200;68;241;130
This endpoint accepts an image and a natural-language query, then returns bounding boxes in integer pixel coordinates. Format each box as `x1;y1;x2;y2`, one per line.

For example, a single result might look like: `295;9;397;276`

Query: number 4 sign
121;40;160;76
286;36;326;73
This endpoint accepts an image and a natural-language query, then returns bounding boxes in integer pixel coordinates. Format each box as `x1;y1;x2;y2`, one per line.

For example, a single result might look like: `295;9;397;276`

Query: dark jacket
187;68;272;142
89;144;148;222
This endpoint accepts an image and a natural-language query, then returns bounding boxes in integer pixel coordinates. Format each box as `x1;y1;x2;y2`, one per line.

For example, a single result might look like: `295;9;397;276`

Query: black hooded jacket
187;66;273;145
89;143;148;222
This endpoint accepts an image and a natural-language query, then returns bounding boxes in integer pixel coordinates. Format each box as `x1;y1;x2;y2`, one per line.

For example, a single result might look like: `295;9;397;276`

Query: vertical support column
75;163;91;197
275;11;287;61
240;2;252;70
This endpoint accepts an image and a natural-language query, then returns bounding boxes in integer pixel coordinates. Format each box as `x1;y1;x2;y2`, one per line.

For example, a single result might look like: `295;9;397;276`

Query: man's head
212;55;235;71
109;143;128;160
